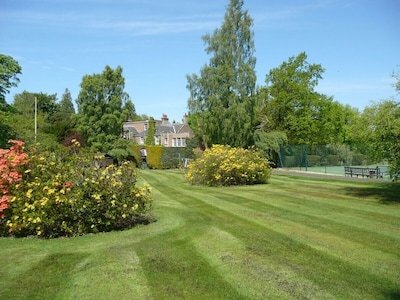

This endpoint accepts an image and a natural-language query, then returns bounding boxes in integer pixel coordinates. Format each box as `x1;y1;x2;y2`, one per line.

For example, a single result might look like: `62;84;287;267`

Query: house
123;114;194;147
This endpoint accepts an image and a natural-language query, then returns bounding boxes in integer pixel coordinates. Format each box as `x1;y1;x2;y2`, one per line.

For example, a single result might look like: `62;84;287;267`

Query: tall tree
261;52;344;145
75;65;136;152
59;88;75;114
187;0;257;148
0;54;21;147
0;54;22;105
4;92;60;149
361;100;400;177
46;89;77;143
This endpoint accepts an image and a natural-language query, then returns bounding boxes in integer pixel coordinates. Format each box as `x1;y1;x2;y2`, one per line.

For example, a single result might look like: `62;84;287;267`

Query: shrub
326;155;340;166
0;140;28;218
161;147;194;169
307;155;321;167
146;146;163;169
186;145;271;186
1;141;153;238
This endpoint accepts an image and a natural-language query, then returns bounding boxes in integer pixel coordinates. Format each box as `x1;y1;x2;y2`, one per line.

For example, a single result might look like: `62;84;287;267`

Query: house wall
123;117;194;147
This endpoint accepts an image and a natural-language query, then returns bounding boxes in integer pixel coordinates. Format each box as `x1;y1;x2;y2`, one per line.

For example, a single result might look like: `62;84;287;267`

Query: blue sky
2;0;399;122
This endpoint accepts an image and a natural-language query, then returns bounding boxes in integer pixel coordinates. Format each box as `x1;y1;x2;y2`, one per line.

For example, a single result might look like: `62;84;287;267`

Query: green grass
1;170;399;299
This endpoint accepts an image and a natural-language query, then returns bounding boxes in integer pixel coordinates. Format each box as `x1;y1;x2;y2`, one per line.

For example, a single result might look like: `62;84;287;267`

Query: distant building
123;114;194;147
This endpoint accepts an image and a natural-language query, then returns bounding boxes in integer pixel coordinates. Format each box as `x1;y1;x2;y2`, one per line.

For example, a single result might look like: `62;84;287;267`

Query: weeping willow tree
186;0;257;148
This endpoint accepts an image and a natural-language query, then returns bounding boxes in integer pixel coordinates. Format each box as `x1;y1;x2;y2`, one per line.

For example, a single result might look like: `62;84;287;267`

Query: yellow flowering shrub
186;145;271;186
1;145;153;238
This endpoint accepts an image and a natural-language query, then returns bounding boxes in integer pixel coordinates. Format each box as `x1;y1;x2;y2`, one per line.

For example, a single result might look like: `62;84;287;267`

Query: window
164;137;168;145
140;137;144;144
154;136;159;145
144;123;148;131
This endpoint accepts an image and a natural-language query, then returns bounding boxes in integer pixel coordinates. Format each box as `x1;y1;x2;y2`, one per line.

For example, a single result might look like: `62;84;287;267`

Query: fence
278;145;388;176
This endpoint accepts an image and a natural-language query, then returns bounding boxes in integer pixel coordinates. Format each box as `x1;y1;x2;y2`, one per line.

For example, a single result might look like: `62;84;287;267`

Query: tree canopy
0;54;22;104
75;65;136;152
0;55;22;147
260;52;345;146
187;0;257;148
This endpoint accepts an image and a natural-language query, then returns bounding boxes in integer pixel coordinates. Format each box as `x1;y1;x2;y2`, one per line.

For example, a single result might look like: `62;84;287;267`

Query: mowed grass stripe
136;171;248;299
185;178;400;257
197;188;400;282
192;226;337;300
214;180;400;249
173;178;399;291
141;173;400;294
141;171;335;298
214;187;400;250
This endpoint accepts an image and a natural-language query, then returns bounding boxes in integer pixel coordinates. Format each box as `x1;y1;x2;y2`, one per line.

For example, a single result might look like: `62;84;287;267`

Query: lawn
1;169;399;299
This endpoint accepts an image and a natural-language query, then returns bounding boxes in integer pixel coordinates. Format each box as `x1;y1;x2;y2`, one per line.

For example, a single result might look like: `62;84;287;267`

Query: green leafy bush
1;141;153;238
146;146;163;169
161;147;194;169
186;145;271;186
307;155;321;167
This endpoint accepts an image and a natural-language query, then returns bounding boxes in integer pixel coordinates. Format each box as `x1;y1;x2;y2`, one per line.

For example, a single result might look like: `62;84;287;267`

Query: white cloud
90;18;219;36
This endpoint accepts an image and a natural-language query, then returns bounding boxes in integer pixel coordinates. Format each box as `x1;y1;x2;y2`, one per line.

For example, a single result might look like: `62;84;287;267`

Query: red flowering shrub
0;140;28;218
0;141;153;238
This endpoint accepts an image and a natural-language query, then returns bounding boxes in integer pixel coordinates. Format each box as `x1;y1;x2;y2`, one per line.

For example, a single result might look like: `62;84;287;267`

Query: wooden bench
344;166;383;178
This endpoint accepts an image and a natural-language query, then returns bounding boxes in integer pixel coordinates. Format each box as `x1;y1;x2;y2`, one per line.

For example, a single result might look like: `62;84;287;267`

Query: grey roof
124;123;192;137
125;127;139;135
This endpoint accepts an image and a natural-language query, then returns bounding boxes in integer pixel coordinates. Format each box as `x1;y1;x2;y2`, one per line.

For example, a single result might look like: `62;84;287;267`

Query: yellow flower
92;193;101;200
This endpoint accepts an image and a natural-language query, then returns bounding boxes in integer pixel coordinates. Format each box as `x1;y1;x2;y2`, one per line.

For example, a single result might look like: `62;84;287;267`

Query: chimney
182;113;188;125
161;114;169;125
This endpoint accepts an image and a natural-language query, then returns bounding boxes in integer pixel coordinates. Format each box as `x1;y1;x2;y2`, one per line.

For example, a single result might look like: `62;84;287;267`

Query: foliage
0;54;20;146
146;146;163;169
186;144;271;186
0;54;22;103
7;91;63;149
59;88;75;114
0;141;153;238
0;140;28;220
145;117;156;145
108;138;135;165
187;0;257;148
131;142;195;169
361;100;400;177
13;91;58;116
0;111;16;148
254;130;287;164
161;141;196;169
75;65;136;153
45;89;76;143
261;52;345;145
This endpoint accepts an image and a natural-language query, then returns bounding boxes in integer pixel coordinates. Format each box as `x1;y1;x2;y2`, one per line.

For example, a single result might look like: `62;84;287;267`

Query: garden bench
344;166;384;178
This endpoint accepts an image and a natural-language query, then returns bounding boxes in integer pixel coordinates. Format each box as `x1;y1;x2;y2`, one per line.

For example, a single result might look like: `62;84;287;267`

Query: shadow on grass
387;290;400;300
2;252;89;299
343;183;400;204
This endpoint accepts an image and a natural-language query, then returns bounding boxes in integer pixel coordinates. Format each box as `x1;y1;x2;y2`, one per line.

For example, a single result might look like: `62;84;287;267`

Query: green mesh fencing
278;145;389;177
